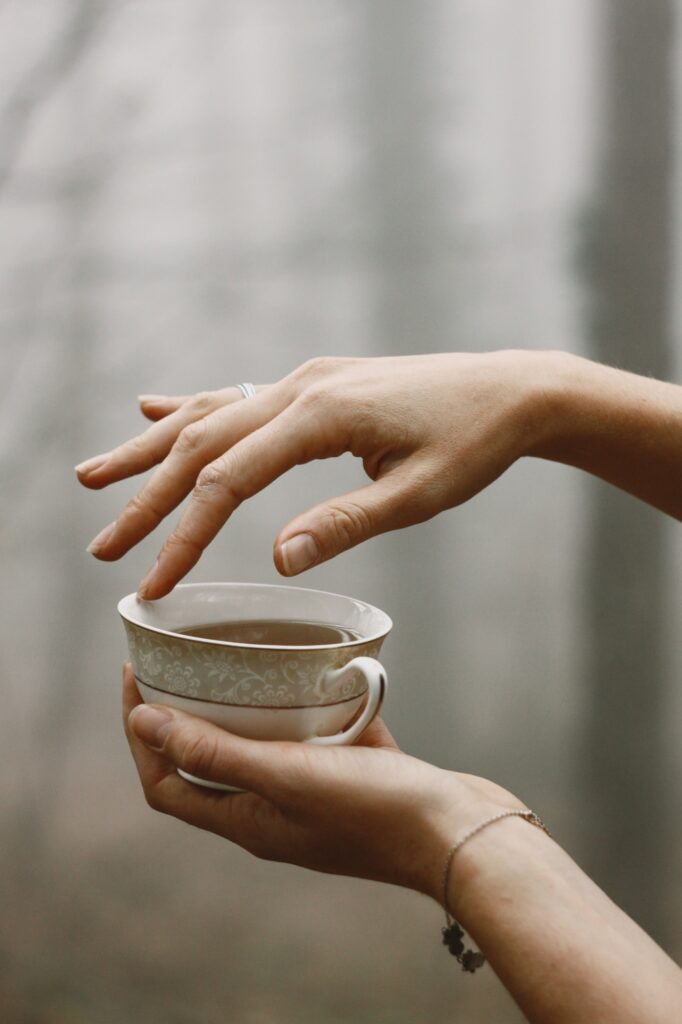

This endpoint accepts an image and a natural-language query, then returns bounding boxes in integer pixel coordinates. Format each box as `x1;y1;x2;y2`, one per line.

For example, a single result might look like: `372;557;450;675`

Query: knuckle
163;527;203;558
195;461;226;493
175;419;209;455
295;388;319;413
295;356;345;381
128;433;150;456
296;356;326;379
195;458;245;506
296;383;332;412
125;490;163;527
143;784;166;813
189;391;215;414
322;500;373;546
179;728;220;779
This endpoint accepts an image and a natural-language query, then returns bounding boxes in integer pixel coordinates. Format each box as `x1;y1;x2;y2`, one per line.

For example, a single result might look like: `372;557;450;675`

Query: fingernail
129;704;173;749
138;560;160;599
138;394;167;403
75;452;110;475
280;534;319;575
87;520;117;554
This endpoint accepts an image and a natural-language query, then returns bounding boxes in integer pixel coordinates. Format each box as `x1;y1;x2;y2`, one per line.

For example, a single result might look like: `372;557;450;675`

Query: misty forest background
1;2;682;1022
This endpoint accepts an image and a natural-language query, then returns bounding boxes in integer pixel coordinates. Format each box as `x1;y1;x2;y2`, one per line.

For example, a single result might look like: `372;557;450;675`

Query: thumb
274;468;432;576
128;703;295;797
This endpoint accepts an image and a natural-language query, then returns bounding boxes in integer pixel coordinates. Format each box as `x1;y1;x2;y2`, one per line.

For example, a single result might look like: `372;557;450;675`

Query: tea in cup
119;582;391;790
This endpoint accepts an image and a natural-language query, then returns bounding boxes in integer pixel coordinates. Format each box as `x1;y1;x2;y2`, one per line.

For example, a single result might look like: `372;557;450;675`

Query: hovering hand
78;352;546;598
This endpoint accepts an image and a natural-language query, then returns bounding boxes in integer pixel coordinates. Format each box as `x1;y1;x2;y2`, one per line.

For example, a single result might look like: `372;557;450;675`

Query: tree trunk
580;0;674;946
357;0;460;765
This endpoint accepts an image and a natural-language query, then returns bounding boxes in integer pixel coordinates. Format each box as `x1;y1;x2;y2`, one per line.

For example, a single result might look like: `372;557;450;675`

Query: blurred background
1;1;681;1021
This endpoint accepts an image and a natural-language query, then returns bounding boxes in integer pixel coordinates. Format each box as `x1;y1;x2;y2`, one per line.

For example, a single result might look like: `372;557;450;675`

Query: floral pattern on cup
124;621;383;707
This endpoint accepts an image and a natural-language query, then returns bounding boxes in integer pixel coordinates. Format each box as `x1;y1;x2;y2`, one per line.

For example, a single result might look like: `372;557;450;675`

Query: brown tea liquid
175;619;361;646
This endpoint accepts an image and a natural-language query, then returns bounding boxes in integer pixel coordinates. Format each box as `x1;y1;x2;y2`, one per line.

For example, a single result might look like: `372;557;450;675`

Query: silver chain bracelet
441;809;552;973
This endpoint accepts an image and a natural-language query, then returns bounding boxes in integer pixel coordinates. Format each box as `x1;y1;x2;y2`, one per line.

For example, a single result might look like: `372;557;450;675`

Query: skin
75;351;682;1019
123;665;682;1023
77;351;682;598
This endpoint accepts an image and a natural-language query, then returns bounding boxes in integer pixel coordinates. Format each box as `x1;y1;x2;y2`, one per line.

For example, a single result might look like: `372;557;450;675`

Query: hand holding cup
120;582;391;790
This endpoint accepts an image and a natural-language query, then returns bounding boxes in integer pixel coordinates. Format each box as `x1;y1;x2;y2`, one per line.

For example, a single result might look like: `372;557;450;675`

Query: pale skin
77;351;682;598
76;351;682;1021
122;668;682;1023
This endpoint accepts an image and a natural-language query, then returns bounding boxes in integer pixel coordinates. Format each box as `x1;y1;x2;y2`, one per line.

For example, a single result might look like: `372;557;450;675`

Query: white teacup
119;582;391;790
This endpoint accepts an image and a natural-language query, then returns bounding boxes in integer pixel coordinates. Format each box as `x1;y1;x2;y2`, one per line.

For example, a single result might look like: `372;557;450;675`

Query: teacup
119;582;391;790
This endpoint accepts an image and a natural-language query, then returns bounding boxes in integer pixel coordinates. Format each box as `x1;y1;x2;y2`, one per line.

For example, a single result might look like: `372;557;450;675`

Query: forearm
441;815;682;1023
528;351;682;519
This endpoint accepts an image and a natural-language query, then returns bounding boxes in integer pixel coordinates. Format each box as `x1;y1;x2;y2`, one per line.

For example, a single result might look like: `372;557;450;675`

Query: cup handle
306;657;387;746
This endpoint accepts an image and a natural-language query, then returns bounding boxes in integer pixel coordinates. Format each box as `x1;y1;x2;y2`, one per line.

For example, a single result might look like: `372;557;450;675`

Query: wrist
520;351;682;518
447;812;552;927
408;771;528;906
502;349;588;458
485;349;578;461
425;790;682;1023
522;349;614;462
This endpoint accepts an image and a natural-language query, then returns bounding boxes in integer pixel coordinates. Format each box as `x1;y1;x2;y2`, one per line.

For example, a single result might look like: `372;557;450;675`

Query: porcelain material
119;582;391;756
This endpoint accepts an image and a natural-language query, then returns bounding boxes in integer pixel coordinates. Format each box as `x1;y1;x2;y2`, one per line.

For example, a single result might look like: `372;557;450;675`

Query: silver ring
235;382;257;400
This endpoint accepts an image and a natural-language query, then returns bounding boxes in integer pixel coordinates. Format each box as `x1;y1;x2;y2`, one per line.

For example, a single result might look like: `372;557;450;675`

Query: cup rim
118;581;393;651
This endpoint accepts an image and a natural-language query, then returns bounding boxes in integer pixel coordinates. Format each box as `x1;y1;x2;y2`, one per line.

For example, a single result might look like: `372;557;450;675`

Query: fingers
127;700;299;800
138;398;343;599
139;395;190;421
88;387;289;562
122;664;277;845
122;662;179;791
76;392;224;488
122;661;144;719
76;387;255;490
274;463;438;577
138;388;267;422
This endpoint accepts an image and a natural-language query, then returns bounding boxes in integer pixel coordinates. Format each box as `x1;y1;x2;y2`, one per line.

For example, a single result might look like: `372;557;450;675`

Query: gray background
1;1;681;1021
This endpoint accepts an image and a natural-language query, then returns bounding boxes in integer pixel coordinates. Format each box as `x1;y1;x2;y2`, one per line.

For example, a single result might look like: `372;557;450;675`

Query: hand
123;664;682;1021
122;664;523;897
77;352;551;598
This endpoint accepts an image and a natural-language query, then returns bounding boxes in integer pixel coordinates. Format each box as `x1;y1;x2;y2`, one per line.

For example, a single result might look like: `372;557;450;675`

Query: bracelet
441;808;551;973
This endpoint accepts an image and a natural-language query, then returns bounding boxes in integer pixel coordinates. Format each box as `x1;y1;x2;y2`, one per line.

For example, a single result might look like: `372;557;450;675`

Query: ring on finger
235;382;257;400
